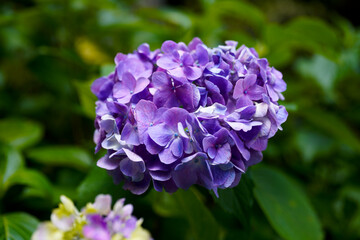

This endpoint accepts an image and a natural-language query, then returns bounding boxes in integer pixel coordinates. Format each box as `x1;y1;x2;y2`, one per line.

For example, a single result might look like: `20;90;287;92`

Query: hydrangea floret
91;38;288;195
32;194;152;240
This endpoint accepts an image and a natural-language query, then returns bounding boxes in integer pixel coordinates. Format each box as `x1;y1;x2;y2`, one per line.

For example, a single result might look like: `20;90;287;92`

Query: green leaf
4;169;53;198
297;107;360;153
148;190;183;217
0;212;39;240
0;147;24;195
296;55;338;98
100;64;116;76
286;17;339;59
76;166;126;207
214;174;253;227
213;0;265;31
27;145;93;171
295;129;333;162
252;165;323;240
0;119;43;150
74;80;97;119
173;188;222;240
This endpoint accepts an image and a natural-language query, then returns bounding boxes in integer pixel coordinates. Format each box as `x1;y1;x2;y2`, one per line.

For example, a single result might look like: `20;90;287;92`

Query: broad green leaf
100;64;116;76
74;80;97;119
213;0;265;32
77;166;127;207
296;54;338;97
0;212;39;240
0;119;43;150
138;8;192;29
286;17;339;59
287;17;338;49
295;129;333;162
149;190;183;217
27;146;92;170
0;147;24;195
336;186;360;237
214;174;253;227
297;107;360;153
4;169;53;198
173;188;222;240
252;165;323;240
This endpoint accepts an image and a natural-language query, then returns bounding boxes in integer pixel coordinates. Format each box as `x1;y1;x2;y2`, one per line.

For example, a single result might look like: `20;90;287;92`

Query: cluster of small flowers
91;38;288;195
32;195;152;240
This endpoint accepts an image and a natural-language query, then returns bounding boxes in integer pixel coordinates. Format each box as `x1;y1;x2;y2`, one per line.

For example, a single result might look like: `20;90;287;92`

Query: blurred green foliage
0;0;360;239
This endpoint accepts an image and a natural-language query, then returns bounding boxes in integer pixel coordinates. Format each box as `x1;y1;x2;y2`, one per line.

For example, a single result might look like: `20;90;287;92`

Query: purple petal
113;82;130;99
91;77;114;101
207;147;217;159
188;37;203;51
248;85;264;100
195;44;209;66
175;83;200;111
144;134;162;154
161;40;178;54
134;100;157;124
243;74;257;90
123;173;151;195
162;108;189;129
229;131;250;160
170;137;183;157
121;122;140;146
181;52;194;66
233;79;244;99
152;71;171;89
134;77;150;94
83;215;110;240
159;147;178;164
183;66;202;80
154;89;178;108
97;154;122;170
213;143;231;164
168;67;186;80
149;170;172;181
122;217;137;238
202;135;216;152
120;157;145;182
122;72;137;90
157;55;179;70
172;152;213;189
235;95;253;108
148;123;173;146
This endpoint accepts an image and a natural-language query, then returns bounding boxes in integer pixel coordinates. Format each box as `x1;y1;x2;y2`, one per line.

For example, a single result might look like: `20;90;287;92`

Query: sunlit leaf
149;190;183;217
0;147;24;196
296;54;338;98
286;17;339;59
214;0;265;31
0;212;39;240
4;169;53;199
252;165;323;240
27;146;93;171
74;80;97;119
0;119;43;150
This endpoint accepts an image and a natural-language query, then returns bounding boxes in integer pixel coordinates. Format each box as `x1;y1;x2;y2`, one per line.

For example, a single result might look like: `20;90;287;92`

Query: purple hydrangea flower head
32;194;152;240
92;38;288;195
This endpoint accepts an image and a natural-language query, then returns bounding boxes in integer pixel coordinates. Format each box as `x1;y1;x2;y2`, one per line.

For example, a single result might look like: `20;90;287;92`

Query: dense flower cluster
91;38;287;195
32;194;152;240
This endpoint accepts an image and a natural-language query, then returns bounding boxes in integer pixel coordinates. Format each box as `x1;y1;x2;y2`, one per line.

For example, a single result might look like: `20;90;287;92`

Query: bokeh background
0;0;359;239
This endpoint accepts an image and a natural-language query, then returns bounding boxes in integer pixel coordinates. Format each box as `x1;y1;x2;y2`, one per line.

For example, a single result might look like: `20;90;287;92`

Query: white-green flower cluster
32;194;152;240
